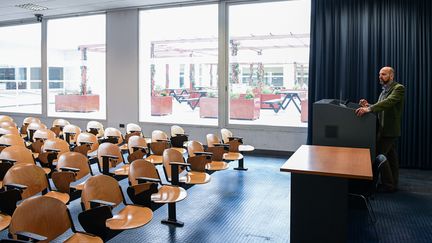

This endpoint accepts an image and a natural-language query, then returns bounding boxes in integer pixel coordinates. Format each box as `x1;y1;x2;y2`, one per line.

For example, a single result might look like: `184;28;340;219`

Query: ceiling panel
0;0;201;24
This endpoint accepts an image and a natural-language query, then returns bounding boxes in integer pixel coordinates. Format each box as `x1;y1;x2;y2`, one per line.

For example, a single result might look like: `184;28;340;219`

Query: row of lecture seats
0;114;254;242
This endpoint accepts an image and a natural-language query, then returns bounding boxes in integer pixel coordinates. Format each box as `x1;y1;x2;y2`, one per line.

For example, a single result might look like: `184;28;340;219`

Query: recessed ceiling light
15;3;49;11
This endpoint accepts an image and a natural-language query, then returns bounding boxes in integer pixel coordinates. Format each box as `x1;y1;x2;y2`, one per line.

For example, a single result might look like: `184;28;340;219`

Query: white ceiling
0;0;203;23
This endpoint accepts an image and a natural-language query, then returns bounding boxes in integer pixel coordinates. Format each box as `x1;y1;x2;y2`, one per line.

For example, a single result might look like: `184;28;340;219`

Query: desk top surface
280;145;372;180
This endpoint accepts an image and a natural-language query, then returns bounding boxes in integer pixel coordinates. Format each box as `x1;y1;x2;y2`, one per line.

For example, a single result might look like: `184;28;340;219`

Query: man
355;66;405;192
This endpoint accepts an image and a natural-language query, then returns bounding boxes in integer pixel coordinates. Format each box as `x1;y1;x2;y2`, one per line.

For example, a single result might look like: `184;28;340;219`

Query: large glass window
47;15;106;119
228;1;310;127
139;5;218;125
0;24;41;113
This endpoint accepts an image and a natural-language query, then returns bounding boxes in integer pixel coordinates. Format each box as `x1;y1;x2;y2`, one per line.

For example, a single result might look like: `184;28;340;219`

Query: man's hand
355;107;370;117
359;99;369;107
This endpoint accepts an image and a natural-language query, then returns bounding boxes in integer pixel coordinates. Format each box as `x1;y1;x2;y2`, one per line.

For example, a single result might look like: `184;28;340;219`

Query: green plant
262;86;273;94
244;92;255;100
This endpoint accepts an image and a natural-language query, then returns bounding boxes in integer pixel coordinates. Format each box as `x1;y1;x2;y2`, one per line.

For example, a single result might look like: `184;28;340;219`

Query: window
47;15;106;119
0;24;41;114
139;5;218;125
228;1;310;127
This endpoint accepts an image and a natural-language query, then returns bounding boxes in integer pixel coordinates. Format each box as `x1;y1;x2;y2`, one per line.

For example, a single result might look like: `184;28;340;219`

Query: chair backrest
27;122;46;131
87;121;104;138
33;128;56;142
128;136;148;154
220;128;233;144
162;148;185;181
3;164;49;199
128;159;160;186
0;121;17;128
171;125;185;137
97;142;123;169
42;138;70;157
0;115;13;123
0;126;19;136
77;132;99;153
8;196;72;242
126;123;142;134
0;134;25;147
104;127;124;144
151;130;168;142
52;118;70;128
187;140;204;157
57;152;90;180
0;145;34;165
81;174;124;210
206;134;220;147
23;117;41;125
63;124;81;144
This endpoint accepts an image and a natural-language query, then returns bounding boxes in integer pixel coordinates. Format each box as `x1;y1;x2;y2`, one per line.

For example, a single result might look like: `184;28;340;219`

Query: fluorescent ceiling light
15;3;49;11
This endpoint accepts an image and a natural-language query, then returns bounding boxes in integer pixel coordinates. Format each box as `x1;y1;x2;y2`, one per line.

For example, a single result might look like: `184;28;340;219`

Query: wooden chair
7;196;102;242
0;121;17;129
78;174;153;240
26;122;47;142
87;121;104;138
126;136;149;163
2;164;69;204
52;152;93;195
33;128;56;142
0;134;25;151
22;117;40;125
0;115;14;123
187;140;229;171
152;129;186;154
127;159;187;226
38;138;70;172
0;127;20;137
170;125;189;153
62;124;81;146
0;145;51;175
207;133;246;171
104;127;124;146
76;132;99;159
162;148;210;185
97;142;128;177
221;128;255;152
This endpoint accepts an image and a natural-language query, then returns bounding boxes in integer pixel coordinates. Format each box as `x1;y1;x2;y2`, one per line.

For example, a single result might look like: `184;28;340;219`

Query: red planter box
199;97;218;118
230;98;260;120
151;96;172;116
301;99;308;122
260;94;282;109
55;94;100;112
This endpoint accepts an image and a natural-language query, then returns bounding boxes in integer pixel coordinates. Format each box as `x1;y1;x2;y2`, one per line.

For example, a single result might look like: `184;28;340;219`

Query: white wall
7;9;307;152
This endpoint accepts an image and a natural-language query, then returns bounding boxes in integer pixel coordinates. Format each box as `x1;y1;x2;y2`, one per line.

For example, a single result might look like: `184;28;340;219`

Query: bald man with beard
356;66;405;192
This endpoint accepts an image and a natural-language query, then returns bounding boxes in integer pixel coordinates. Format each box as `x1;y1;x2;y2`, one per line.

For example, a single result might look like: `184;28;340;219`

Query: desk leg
233;157;248;171
290;173;347;243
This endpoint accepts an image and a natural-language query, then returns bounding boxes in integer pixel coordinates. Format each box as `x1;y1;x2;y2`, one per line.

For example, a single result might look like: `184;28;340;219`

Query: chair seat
206;161;229;171
64;232;103;243
0;213;11;231
114;164;130;176
223;152;244;161
151;185;187;203
172;147;187;154
146;155;163;165
106;205;153;230
180;171;211;184
239;144;255;152
87;150;97;159
44;191;70;204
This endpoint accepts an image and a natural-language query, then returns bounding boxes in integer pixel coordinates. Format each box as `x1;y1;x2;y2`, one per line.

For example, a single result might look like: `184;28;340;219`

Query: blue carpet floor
1;155;431;242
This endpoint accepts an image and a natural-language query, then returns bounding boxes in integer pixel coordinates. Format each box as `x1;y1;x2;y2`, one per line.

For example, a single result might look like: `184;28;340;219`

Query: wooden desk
280;145;372;243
